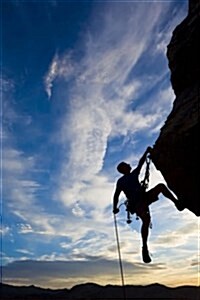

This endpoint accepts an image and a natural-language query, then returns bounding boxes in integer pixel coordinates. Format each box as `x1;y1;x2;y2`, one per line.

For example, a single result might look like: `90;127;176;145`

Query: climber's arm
136;146;152;173
113;184;121;214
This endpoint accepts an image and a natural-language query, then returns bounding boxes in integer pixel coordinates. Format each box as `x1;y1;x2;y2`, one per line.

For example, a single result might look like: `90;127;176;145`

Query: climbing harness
125;154;151;224
113;214;127;300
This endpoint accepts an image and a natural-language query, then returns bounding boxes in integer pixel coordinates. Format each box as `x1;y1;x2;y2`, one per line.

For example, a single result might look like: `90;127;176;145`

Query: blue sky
1;0;199;289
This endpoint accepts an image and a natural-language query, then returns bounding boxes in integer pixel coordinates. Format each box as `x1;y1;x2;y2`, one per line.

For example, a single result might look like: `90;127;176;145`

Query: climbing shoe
175;201;185;211
142;246;151;263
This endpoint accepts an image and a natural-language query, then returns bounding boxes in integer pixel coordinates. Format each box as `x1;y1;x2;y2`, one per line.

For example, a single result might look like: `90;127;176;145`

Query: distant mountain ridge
1;282;199;299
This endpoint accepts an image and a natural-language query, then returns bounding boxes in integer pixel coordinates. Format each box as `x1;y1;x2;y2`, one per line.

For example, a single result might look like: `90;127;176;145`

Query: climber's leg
146;183;185;211
137;210;151;263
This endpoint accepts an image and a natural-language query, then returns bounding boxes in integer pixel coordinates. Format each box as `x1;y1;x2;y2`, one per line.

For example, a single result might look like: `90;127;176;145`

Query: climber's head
117;162;131;174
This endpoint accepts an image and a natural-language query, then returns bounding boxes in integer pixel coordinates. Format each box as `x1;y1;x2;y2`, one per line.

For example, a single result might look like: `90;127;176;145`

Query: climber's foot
174;201;185;211
142;246;151;263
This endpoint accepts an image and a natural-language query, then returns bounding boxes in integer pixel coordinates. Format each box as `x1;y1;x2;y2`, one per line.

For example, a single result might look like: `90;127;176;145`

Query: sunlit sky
2;0;199;290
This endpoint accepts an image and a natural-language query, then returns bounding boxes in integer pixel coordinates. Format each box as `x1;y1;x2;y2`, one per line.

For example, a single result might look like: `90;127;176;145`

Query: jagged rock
152;0;200;216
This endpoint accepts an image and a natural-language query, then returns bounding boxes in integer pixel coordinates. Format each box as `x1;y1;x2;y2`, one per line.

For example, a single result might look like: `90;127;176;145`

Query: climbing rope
113;214;126;300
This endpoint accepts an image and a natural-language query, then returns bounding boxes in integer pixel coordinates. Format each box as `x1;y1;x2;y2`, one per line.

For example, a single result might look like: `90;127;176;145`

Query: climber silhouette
112;146;184;263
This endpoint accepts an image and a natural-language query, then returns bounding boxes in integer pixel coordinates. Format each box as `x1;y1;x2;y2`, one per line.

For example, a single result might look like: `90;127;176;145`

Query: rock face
152;0;200;216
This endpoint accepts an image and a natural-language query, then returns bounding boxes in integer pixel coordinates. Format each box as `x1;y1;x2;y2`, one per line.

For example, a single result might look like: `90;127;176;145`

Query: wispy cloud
0;225;10;236
44;52;75;98
16;249;34;255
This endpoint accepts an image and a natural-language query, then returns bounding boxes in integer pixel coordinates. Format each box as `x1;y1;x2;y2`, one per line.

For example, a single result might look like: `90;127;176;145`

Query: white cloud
0;225;10;236
17;223;33;234
72;202;86;217
44;54;58;98
44;52;75;98
16;249;34;256
155;4;188;55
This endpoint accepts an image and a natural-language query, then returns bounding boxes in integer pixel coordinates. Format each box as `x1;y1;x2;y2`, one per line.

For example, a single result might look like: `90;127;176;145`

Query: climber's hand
146;146;153;154
113;208;120;214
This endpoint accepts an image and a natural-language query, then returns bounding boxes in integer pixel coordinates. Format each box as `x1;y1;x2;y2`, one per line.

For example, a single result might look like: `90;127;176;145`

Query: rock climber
112;146;184;263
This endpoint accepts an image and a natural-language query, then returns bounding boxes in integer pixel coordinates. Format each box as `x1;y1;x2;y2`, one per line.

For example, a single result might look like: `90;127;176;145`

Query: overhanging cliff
151;0;200;216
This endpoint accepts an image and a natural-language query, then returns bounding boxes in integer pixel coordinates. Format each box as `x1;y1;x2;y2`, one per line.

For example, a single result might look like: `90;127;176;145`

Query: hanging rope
113;214;126;300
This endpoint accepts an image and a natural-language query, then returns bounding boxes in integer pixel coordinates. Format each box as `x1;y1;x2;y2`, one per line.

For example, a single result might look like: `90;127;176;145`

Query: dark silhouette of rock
151;0;200;216
0;283;68;299
1;282;200;299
